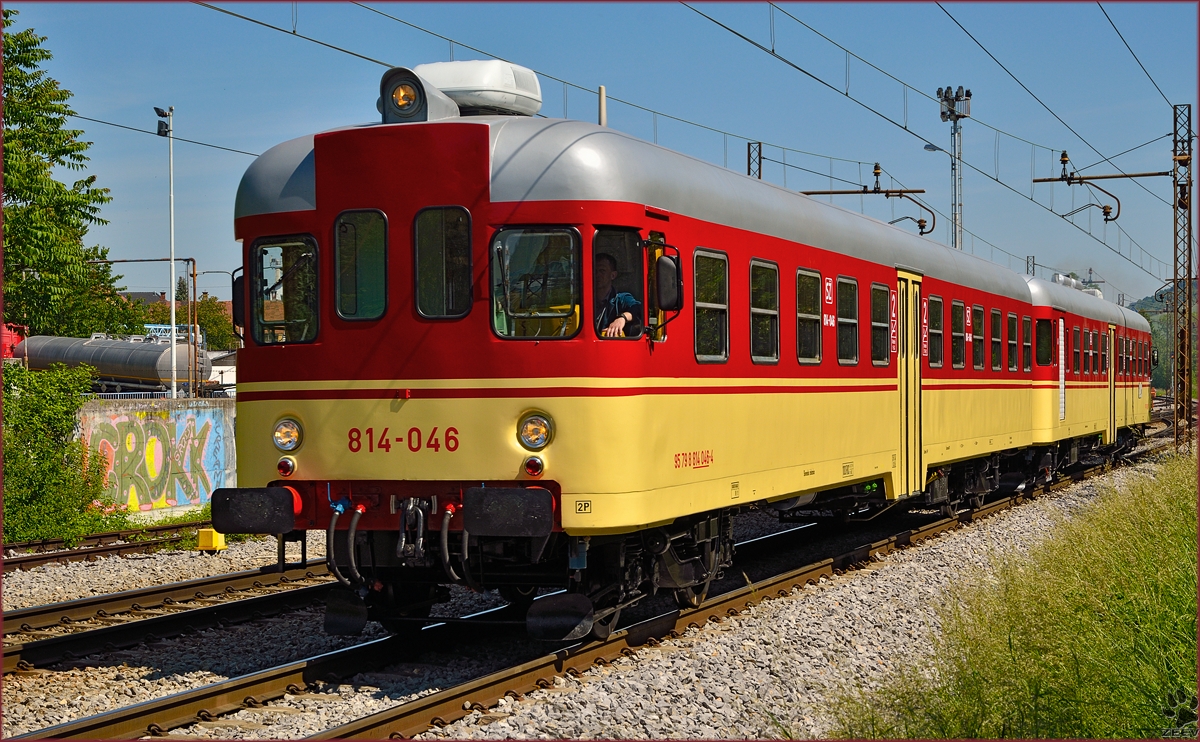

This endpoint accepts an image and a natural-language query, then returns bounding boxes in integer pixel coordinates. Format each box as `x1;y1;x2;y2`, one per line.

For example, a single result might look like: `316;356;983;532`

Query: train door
1107;325;1116;442
1058;316;1067;421
896;272;923;498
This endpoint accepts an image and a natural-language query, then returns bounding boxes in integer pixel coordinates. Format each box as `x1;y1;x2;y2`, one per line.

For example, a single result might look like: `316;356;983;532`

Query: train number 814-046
347;426;460;453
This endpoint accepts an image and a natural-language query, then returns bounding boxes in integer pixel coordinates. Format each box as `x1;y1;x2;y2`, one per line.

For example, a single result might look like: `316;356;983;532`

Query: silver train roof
236;116;1140;326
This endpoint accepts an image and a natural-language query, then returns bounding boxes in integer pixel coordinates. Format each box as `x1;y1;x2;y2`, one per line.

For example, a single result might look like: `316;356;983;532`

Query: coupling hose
439;508;462;583
344;506;366;585
326;509;352;587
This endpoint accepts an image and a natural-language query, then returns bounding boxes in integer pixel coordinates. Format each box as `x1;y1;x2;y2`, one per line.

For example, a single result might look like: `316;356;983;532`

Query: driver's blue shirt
595;288;643;336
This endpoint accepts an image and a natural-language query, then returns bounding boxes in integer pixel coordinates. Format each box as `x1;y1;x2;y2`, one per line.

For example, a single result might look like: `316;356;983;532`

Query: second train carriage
213;61;1153;638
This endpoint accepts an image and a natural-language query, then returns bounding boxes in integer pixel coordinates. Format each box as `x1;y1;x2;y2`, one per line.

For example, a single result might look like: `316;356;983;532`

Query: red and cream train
213;60;1153;638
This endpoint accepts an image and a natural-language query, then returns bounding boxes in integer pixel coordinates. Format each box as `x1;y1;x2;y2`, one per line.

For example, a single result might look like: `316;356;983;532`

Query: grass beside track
829;455;1198;738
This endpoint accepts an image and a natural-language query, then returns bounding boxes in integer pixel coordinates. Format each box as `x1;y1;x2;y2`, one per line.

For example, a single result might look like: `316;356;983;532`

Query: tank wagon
212;60;1153;639
18;335;211;393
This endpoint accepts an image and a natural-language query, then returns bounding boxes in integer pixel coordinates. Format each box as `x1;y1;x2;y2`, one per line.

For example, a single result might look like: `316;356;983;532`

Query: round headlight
273;419;302;451
518;414;552;450
391;83;419;111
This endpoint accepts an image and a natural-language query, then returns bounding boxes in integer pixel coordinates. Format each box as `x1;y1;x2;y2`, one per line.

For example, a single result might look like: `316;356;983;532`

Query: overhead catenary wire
937;3;1175;213
1096;2;1172;109
68;114;259;157
685;2;1170;281
767;3;1061;155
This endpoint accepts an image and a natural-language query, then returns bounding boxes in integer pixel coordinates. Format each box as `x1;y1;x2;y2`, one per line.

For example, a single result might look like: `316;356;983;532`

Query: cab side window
1036;319;1053;366
414;207;471;319
695;250;728;362
593;229;645;339
336;211;387;320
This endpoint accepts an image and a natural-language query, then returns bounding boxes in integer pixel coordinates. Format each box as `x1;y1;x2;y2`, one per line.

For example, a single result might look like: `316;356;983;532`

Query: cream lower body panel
236;384;899;535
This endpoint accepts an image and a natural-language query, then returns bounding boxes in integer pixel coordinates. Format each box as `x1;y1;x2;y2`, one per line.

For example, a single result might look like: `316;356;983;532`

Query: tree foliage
2;364;131;543
2;9;143;336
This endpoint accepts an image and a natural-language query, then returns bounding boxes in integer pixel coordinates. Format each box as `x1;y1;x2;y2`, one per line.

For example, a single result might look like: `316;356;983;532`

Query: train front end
214;62;599;637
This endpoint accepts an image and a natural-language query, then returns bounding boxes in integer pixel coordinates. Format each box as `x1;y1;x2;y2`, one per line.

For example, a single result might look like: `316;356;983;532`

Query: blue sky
9;2;1196;303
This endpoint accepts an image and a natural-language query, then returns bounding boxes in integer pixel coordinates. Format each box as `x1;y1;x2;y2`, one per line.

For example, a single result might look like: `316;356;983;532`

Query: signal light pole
155;105;176;399
935;86;971;250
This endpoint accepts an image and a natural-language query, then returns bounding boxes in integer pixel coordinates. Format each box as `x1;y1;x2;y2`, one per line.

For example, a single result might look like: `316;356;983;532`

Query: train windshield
252;235;319;345
491;228;580;338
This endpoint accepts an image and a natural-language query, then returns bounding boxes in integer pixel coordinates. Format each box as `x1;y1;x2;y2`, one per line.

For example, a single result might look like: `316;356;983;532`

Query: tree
175;276;188;302
2;363;130;543
2;9;143;337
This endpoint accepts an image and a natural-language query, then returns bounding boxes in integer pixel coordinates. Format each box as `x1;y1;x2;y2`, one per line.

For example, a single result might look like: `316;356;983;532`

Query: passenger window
1101;333;1108;376
1007;313;1018;371
972;305;984;370
1022;317;1032;372
950;301;965;369
991;309;1002;371
837;278;859;364
870;284;889;366
750;261;779;363
1035;319;1053;366
335;211;387;320
694;251;728;362
414;207;470;319
928;297;944;368
491;228;581;339
1072;327;1081;374
593;229;645;339
252;235;318;345
1093;331;1100;375
796;270;821;364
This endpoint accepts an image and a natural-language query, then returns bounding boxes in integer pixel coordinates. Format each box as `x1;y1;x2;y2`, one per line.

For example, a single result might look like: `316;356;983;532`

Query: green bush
2;363;132;544
831;455;1198;738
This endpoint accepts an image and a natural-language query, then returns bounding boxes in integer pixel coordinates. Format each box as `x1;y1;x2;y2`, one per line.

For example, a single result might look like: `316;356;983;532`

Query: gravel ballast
2;533;325;611
1;461;1165;739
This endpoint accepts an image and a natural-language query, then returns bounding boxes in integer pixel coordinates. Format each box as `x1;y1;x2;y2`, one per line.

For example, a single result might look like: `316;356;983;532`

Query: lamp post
933;86;971;250
155;105;176;397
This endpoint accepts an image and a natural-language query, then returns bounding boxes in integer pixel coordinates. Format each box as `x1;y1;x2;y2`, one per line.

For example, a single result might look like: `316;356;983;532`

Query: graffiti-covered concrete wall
79;399;235;513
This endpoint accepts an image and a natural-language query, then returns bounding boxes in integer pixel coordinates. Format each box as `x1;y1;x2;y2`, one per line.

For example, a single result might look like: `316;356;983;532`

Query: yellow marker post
197;528;227;554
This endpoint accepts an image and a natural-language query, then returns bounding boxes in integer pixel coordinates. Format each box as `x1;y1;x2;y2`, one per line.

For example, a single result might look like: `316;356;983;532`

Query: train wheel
589;608;621;641
499;585;538;610
673;583;709;610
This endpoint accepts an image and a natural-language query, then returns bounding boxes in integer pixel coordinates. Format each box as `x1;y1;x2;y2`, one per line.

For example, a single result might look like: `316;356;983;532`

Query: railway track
20;445;1169;741
3;521;213;572
3;562;333;674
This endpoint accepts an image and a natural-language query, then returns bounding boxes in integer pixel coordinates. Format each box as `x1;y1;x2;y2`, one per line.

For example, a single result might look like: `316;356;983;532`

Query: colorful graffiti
80;401;235;512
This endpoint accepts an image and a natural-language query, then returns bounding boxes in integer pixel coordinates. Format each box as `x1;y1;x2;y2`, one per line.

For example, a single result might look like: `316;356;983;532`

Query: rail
3;520;213;572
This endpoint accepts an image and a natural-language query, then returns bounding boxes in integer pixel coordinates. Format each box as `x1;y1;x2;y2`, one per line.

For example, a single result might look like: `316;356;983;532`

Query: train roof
1025;276;1150;331
239;116;1063;306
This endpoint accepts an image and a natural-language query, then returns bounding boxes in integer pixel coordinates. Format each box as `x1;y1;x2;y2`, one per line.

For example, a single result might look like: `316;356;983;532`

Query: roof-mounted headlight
378;67;459;124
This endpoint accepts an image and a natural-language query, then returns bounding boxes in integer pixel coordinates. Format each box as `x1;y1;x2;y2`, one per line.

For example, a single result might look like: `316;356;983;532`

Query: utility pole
937;86;971;249
747;142;762;180
1032;105;1193;453
155;106;177;398
1172;104;1194;454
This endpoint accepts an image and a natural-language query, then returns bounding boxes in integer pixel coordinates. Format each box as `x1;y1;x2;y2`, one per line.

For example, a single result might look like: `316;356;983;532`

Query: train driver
594;252;643;338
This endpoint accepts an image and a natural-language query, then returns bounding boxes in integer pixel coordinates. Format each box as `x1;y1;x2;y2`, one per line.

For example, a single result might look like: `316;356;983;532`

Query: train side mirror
1152;348;1159;368
655;255;682;312
232;274;245;328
